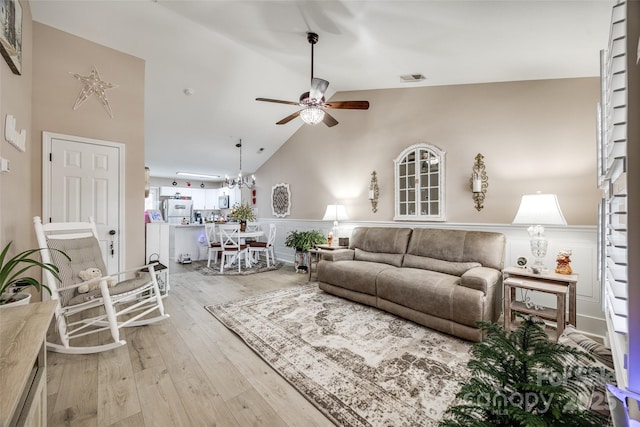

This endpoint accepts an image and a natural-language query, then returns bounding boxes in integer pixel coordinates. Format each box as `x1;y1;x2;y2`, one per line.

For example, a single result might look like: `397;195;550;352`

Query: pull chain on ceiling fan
256;32;369;127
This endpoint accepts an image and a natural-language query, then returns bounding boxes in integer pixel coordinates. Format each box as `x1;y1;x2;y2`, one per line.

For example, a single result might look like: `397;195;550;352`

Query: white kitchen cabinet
204;189;219;209
191;189;206;210
221;187;241;207
160;186;181;197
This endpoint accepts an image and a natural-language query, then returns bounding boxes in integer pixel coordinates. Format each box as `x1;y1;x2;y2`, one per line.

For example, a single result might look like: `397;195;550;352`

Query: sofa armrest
320;249;355;262
460;267;501;294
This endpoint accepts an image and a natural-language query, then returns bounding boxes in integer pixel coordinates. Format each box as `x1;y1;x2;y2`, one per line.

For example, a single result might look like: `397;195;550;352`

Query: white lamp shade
322;204;349;221
512;193;567;225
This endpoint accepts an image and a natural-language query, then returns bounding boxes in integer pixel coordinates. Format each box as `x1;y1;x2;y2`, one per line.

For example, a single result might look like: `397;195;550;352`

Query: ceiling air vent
400;74;426;82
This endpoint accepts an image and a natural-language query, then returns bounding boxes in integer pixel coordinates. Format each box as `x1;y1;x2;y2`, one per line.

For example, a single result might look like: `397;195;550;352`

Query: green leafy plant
440;315;607;427
0;241;69;305
229;202;256;222
284;230;327;252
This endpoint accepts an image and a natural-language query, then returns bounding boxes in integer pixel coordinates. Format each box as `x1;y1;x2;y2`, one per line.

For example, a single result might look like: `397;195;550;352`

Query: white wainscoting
260;218;604;336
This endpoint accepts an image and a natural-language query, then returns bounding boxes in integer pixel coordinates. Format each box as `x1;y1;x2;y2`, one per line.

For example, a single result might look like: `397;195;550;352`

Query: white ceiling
30;0;613;181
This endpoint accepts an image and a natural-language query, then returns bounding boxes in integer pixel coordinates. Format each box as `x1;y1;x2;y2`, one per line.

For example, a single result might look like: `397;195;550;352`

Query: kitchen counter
169;224;208;262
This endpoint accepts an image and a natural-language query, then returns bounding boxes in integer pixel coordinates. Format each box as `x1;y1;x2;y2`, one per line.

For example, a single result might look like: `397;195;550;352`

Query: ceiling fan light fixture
300;105;325;125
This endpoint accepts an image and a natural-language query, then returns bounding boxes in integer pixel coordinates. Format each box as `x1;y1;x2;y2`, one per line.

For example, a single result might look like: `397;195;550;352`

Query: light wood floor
46;263;333;427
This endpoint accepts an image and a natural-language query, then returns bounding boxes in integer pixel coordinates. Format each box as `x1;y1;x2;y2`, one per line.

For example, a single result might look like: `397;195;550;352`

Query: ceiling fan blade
322;111;339;127
310;78;329;101
323;100;370;110
276;110;301;125
256;97;300;106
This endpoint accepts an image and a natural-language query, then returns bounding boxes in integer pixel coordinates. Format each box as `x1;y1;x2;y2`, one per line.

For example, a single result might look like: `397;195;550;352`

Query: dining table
221;229;265;268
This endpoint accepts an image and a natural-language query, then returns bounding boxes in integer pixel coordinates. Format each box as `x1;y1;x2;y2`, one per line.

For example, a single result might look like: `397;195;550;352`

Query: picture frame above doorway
0;0;23;75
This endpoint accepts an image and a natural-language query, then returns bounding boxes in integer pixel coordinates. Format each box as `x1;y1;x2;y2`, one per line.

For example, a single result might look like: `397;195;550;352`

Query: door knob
109;230;116;235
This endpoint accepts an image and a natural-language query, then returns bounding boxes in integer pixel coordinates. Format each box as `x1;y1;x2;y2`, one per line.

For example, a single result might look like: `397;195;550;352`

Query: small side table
308;245;348;282
503;266;578;339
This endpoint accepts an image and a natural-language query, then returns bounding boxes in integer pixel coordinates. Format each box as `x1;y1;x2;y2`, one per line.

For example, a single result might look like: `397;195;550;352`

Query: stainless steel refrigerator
163;199;193;225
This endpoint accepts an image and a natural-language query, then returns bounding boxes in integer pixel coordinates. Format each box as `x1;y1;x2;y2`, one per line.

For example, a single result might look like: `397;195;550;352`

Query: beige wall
255;78;601;226
32;23;146;268
1;1;36;256
1;15;145;299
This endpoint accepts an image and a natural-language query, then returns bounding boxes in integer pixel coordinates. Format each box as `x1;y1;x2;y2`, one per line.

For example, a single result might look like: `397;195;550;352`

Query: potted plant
284;230;327;271
284;230;327;252
440;315;608;427
0;241;68;308
229;202;256;231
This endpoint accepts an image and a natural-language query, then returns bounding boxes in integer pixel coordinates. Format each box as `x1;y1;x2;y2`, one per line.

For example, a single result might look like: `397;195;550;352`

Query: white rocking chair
34;216;169;354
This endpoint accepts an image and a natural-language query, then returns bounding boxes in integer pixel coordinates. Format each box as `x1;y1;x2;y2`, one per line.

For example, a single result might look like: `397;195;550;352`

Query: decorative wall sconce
470;153;488;211
369;171;380;213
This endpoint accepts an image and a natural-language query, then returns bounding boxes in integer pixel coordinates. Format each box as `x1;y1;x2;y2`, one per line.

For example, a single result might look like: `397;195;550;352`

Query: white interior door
42;132;123;274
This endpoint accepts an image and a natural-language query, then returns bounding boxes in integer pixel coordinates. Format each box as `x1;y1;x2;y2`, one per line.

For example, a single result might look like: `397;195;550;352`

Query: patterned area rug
194;260;283;276
205;284;472;426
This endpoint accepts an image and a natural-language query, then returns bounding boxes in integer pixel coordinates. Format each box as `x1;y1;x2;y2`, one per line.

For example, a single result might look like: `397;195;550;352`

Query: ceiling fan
256;32;369;127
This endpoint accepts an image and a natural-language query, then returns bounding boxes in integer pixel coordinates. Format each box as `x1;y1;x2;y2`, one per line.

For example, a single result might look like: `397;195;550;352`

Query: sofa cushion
376;268;486;327
406;228;506;270
349;227;412;255
317;259;396;296
402;254;481;276
355;248;404;267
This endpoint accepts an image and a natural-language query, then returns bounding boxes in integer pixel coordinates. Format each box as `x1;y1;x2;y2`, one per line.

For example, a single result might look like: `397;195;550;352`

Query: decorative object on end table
229;202;255;231
512;192;567;273
440;315;609;427
0;241;69;307
322;204;348;245
555;249;573;275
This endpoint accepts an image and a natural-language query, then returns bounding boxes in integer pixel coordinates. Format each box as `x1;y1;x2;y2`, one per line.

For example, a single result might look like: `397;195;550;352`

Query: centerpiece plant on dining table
229;202;255;231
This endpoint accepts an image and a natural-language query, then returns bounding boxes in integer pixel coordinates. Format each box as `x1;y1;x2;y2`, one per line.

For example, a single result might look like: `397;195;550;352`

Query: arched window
394;143;446;221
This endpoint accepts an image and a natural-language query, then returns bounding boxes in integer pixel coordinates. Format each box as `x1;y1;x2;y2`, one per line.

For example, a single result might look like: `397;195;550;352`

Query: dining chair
248;223;276;267
204;223;222;267
244;221;262;244
33;216;169;354
218;223;249;273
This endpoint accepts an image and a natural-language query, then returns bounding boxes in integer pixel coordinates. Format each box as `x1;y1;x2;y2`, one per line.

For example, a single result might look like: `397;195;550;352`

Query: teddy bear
77;268;117;293
554;249;573;275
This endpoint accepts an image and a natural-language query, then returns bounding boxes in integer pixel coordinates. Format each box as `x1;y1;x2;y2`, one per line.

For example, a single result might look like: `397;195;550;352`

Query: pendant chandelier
225;139;255;189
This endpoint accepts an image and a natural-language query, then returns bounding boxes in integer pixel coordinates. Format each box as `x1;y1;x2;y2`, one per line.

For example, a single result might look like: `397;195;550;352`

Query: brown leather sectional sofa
317;226;506;342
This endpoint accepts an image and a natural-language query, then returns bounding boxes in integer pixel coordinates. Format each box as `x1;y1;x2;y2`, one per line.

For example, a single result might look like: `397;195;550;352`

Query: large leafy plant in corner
440;315;607;427
0;241;69;304
284;230;327;252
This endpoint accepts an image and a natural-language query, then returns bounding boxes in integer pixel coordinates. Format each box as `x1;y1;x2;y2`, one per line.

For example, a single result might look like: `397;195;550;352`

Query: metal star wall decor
71;66;118;118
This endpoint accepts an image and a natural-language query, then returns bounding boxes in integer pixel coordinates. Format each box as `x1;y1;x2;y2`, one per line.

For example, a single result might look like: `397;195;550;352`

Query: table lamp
322;204;349;246
512;193;567;273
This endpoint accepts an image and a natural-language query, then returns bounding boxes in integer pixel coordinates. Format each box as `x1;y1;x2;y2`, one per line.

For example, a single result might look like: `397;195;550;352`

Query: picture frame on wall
271;183;291;218
0;0;22;75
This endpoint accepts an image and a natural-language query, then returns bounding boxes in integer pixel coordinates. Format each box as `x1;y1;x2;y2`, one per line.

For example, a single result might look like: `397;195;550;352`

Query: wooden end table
503;266;577;339
308;244;348;282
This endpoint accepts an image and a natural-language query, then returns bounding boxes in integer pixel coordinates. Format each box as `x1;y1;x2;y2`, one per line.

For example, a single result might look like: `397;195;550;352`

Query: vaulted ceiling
30;0;613;180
